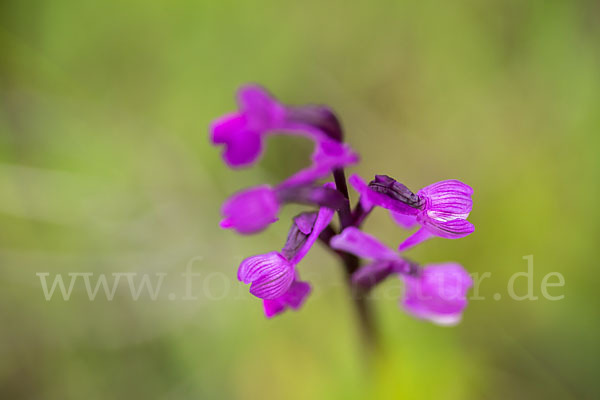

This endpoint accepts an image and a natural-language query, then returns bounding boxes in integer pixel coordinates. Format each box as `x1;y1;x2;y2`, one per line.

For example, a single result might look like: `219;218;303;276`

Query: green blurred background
1;0;599;399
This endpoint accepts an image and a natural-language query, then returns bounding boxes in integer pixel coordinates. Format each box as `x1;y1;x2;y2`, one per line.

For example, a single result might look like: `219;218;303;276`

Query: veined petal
263;280;311;318
238;252;294;300
210;113;263;168
401;263;473;326
220;185;280;234
331;227;398;261
398;227;435;252
418;180;473;216
420;216;475;239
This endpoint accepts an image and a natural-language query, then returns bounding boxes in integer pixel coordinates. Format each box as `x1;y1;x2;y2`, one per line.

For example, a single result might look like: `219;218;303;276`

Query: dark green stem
329;168;379;355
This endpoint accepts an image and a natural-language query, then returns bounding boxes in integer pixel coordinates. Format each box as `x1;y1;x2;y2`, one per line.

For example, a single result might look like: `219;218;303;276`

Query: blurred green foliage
1;0;599;399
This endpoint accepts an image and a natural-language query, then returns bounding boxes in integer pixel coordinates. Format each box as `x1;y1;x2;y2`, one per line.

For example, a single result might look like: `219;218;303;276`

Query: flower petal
398;227;435;252
420;216;475;239
263;280;311;318
210;113;263;168
418;179;473;216
238;252;294;300
281;212;317;260
220;185;280;234
312;139;359;167
330;227;398;260
278;139;359;189
401;263;473;326
237;85;285;129
390;211;418;229
290;201;335;265
293;212;318;235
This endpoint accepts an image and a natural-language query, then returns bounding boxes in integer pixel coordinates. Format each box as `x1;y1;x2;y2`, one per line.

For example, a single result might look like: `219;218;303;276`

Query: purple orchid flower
349;174;474;251
210;85;343;168
220;181;345;234
401;263;473;326
220;185;280;234
330;227;473;325
237;203;335;317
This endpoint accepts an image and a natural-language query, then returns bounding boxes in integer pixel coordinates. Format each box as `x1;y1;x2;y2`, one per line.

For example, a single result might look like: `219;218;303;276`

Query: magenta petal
281;212;317;260
210;113;263;168
278;164;331;189
420;216;475;239
290;202;335;264
331;227;398;261
390;211;418;229
263;280;311;318
279;139;359;189
401;263;473;325
220;185;279;234
398;227;435;252
419;180;473;216
283;280;311;309
236;85;285;128
211;85;352;169
293;212;318;235
262;297;286;318
238;252;294;300
312;139;359;167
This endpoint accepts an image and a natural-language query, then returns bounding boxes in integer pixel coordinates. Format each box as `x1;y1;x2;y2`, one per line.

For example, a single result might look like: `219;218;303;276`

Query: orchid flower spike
212;84;477;326
210;85;344;168
349;174;474;251
330;227;473;325
237;201;335;317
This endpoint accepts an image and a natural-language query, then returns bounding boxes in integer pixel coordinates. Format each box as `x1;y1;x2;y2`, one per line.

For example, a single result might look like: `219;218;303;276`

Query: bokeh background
1;0;599;399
